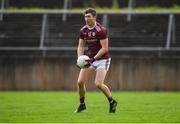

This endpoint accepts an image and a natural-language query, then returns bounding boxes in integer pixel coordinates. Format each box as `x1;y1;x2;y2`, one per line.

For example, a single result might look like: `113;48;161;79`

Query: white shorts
89;58;111;71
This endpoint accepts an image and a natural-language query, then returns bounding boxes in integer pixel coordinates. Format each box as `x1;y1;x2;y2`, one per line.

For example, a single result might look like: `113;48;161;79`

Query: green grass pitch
0;91;180;123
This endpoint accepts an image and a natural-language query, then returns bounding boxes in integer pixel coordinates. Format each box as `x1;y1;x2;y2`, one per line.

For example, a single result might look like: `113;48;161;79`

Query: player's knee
77;80;85;87
95;82;103;88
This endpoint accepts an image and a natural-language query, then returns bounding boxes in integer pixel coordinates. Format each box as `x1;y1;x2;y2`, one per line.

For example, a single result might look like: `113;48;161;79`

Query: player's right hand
85;58;95;67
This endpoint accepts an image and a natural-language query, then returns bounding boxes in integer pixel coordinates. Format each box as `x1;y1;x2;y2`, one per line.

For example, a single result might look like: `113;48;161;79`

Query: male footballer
75;8;117;113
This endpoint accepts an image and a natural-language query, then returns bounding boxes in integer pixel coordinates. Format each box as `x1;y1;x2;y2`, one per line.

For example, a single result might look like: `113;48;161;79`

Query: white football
77;55;90;68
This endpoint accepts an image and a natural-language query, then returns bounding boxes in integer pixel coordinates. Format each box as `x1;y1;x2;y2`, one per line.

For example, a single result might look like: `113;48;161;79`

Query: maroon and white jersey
79;22;110;59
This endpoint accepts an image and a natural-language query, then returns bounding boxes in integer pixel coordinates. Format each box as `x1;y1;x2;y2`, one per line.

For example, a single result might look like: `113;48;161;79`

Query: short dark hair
84;8;97;17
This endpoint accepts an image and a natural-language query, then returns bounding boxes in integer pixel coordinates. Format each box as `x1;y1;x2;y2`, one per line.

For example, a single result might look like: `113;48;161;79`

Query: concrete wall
0;57;180;91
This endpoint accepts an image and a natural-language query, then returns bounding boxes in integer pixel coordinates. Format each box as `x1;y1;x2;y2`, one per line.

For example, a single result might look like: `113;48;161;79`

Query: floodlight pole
0;0;5;21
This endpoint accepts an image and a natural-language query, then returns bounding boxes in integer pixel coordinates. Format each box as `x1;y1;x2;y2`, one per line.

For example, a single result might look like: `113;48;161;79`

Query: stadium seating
0;14;41;47
108;14;168;47
0;13;180;57
174;15;180;47
45;14;83;47
7;0;180;9
8;0;64;9
0;2;180;91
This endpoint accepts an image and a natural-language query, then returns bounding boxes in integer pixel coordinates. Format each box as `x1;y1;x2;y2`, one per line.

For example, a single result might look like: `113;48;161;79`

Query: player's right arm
77;38;85;58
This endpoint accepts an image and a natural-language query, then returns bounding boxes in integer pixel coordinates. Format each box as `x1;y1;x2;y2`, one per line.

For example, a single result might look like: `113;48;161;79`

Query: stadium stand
0;12;180;58
135;0;180;8
174;14;180;47
108;14;168;47
6;0;180;9
0;1;180;91
0;14;41;47
8;0;64;9
45;14;83;47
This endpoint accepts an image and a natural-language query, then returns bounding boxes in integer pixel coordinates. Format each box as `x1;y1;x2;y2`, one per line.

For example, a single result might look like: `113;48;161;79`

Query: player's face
84;13;96;27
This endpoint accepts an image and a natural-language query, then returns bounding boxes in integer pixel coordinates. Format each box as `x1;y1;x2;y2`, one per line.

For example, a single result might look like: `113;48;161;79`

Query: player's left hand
85;58;95;67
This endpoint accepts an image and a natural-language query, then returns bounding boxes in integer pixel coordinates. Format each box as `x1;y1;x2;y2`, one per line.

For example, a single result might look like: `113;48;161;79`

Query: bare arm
94;38;109;59
77;38;85;57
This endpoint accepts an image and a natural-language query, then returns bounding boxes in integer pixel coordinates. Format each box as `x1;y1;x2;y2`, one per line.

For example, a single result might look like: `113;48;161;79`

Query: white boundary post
40;14;47;49
40;14;48;58
0;0;5;21
102;14;108;29
166;14;174;49
62;0;68;22
127;0;136;22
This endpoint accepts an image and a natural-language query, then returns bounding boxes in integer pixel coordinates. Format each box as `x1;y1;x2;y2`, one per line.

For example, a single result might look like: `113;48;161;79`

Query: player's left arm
94;38;109;59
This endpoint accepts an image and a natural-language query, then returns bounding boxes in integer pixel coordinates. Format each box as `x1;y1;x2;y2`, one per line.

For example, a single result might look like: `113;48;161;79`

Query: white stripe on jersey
80;25;87;31
95;25;101;32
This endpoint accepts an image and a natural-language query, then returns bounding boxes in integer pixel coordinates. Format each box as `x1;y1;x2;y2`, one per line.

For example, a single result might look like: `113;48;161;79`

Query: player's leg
94;69;112;99
77;68;94;101
95;68;117;113
75;68;94;113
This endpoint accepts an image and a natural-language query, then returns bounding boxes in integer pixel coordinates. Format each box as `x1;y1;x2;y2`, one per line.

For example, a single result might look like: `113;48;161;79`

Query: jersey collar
86;22;97;30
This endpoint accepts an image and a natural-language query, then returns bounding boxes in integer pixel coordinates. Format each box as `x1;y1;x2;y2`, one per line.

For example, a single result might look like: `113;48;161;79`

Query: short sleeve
79;30;84;39
98;28;107;40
